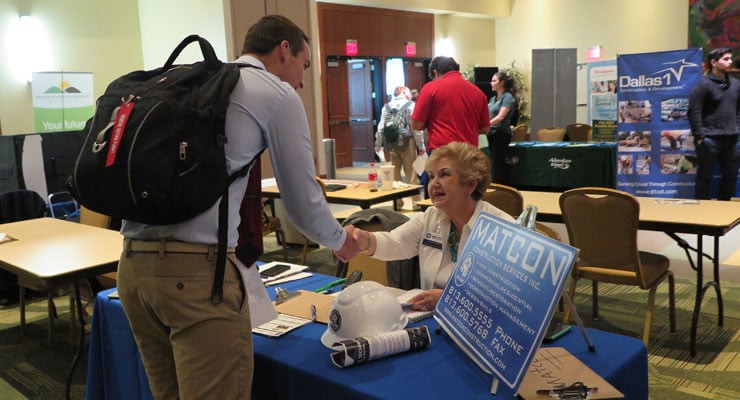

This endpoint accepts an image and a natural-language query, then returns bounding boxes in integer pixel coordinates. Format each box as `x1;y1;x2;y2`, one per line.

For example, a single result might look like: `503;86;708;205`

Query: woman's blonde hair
426;142;491;200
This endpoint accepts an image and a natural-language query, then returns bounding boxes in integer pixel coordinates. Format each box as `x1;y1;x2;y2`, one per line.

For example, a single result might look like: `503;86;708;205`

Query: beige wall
138;1;228;69
0;0;691;136
495;0;689;89
0;0;144;135
434;14;496;70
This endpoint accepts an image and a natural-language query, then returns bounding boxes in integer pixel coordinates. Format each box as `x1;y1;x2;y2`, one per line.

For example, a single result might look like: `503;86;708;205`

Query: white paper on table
241;263;278;327
413;153;428;176
252;313;312;337
259;262;312;286
264;272;313;286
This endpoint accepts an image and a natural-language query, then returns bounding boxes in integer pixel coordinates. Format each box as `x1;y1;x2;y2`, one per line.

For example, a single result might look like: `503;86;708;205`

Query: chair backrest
534;221;561;242
565;123;592;142
512;125;529;142
316;177;328;197
346;219;390;286
337;208;418;289
536;126;566;142
483;183;524;218
80;206;112;229
0;189;47;223
559;187;643;281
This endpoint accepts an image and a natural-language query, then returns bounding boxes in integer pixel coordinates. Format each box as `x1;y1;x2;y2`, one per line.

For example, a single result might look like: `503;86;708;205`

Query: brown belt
124;239;235;256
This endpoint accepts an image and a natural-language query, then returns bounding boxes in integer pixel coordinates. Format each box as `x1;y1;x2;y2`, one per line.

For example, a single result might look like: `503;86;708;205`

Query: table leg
688;234;723;356
713;236;723;327
64;281;86;400
19;286;26;336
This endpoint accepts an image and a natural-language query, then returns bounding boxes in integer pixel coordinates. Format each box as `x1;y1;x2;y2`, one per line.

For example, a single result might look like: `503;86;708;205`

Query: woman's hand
407;289;443;311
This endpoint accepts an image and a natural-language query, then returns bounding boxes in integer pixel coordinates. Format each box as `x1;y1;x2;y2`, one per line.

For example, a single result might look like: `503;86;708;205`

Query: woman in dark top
486;71;518;184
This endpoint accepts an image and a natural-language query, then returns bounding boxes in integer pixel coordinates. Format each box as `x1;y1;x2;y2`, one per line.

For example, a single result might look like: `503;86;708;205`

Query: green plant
500;60;530;125
462;62;530;125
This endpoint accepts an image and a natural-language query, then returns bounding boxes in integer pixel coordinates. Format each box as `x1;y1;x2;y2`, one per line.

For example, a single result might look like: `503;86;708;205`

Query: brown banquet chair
483;183;524;218
512;124;529;142
300;177;328;265
262;199;288;261
559;187;675;345
536;126;565;142
565;123;592;142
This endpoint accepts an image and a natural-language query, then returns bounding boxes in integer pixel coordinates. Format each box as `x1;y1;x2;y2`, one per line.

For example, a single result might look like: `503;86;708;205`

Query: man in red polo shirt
410;56;490;149
410;56;490;192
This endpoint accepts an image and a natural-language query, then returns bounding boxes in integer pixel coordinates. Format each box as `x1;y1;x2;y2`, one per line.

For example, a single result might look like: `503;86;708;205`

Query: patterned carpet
0;240;737;399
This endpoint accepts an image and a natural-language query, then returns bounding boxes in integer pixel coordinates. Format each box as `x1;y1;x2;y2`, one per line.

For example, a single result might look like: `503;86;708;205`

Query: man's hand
334;224;363;262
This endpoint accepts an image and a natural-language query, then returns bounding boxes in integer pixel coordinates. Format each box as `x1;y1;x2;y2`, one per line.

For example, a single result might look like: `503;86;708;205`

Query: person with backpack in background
116;15;361;399
487;71;519;185
375;86;424;209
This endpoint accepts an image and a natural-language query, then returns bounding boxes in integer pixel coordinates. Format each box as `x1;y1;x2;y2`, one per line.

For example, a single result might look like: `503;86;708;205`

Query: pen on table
262;270;305;285
313;278;346;293
310;304;317;322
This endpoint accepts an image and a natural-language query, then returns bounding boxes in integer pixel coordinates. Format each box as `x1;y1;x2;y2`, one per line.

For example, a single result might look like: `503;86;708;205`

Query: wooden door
325;59;353;167
348;60;375;163
404;59;428;94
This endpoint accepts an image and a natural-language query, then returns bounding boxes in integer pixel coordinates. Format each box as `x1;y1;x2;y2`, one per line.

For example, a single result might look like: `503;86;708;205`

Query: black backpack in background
68;35;259;303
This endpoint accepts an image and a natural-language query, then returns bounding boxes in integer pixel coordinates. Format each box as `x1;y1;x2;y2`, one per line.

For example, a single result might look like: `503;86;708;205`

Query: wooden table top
0;217;122;282
262;179;422;208
418;191;740;236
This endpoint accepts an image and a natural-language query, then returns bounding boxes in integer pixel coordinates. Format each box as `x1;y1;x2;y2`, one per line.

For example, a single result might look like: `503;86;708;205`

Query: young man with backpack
374;86;425;209
116;15;361;399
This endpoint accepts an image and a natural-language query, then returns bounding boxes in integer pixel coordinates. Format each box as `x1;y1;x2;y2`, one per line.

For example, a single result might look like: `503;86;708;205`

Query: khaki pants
390;140;422;205
117;239;253;400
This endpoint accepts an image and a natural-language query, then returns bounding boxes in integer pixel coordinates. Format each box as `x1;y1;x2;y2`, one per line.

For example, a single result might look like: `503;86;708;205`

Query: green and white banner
32;71;93;132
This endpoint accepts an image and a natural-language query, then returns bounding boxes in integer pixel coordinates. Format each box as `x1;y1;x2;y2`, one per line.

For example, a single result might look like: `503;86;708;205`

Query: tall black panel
40;130;86;194
473;66;498;101
0;136;21;192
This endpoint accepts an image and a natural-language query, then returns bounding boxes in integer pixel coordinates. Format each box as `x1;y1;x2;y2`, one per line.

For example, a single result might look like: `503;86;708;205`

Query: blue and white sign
434;212;577;392
615;49;702;198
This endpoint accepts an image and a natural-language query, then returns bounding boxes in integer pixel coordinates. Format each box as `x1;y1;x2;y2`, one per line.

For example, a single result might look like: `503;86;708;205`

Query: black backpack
382;101;412;149
67;35;259;303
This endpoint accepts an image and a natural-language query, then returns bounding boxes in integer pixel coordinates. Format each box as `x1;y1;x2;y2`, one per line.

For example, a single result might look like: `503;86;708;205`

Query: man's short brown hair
241;15;309;56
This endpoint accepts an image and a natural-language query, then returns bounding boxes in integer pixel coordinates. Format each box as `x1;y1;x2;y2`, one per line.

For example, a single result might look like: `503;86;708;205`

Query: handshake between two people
333;225;369;262
333;225;442;311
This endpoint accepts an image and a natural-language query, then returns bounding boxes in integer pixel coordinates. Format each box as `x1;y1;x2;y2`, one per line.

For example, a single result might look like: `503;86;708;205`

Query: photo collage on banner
615;49;703;198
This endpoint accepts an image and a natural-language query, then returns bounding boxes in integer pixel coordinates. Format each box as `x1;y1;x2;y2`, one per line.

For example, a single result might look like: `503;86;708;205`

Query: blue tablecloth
86;273;648;399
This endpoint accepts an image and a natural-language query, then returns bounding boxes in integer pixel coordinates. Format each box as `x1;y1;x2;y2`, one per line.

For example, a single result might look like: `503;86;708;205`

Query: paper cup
380;166;394;190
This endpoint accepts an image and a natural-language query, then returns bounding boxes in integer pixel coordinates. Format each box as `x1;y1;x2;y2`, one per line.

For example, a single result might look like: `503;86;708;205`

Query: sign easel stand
560;291;596;352
519;205;596;353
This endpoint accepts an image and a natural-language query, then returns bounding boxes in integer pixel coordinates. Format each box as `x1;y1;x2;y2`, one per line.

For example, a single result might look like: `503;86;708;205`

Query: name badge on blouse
421;232;443;249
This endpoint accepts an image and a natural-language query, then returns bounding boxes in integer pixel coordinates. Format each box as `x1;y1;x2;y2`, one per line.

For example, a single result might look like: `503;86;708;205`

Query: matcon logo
619;58;700;89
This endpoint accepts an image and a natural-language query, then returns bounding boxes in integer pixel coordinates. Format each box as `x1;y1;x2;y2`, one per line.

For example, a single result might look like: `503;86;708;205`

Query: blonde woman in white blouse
352;142;514;310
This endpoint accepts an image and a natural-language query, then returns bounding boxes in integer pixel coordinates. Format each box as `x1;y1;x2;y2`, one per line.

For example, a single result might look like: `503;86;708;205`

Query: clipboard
518;347;623;399
273;290;335;324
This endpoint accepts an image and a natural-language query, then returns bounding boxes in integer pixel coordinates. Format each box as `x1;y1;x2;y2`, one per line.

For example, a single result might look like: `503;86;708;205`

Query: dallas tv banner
615;48;702;198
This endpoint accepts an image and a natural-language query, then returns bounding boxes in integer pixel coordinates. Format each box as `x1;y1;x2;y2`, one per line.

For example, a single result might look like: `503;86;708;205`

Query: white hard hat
321;281;408;349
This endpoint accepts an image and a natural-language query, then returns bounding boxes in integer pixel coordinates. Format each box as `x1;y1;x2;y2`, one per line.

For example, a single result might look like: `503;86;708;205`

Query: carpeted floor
0;235;738;399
